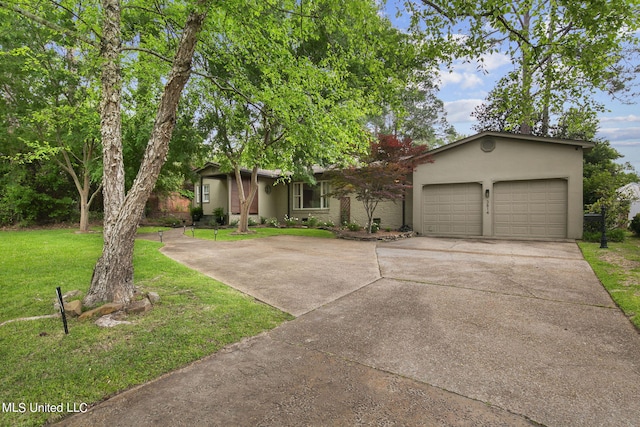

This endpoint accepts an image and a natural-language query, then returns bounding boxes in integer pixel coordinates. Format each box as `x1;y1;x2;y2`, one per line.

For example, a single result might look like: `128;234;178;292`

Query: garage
494;179;567;239
412;132;593;239
422;183;482;236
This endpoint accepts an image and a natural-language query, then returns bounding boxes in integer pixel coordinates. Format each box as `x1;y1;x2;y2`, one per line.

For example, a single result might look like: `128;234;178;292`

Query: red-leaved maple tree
330;134;432;233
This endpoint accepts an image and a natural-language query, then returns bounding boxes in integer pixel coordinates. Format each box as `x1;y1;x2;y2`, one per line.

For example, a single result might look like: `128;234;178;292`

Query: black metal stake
56;287;69;335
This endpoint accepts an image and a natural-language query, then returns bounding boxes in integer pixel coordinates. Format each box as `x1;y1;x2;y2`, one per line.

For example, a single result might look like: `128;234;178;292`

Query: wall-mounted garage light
485;189;490;214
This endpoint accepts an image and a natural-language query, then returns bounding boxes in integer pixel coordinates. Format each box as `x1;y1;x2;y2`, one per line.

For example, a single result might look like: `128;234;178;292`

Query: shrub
307;215;319;228
260;216;267;225
212;207;225;225
630;213;640;236
370;222;380;233
324;219;335;227
284;214;298;227
248;217;258;226
190;205;203;221
583;228;626;243
608;228;627;242
267;217;280;228
347;222;361;231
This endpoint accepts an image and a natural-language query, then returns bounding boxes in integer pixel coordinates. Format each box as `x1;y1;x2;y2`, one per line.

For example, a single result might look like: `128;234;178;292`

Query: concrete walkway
58;229;640;426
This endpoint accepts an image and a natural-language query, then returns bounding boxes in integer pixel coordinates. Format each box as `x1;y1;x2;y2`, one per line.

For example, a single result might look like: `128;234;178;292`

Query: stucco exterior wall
259;178;288;221
289;192;409;230
198;177;227;216
413;136;586;239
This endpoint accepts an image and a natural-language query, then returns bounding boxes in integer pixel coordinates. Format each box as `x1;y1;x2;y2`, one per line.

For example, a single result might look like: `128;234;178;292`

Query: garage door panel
423;183;482;236
494;179;567;239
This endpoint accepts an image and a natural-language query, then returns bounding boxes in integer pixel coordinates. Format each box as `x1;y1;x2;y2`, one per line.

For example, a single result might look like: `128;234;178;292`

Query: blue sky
382;1;640;172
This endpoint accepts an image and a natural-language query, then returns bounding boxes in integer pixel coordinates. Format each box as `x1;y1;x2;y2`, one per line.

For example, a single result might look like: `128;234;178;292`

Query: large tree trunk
84;0;208;307
234;165;259;233
519;9;533;135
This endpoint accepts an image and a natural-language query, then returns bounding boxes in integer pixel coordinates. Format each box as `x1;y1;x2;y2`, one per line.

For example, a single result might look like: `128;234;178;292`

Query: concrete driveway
58;232;640;426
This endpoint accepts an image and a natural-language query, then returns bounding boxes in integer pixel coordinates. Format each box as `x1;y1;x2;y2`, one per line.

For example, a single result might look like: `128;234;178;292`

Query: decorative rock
78;302;124;320
95;314;132;328
126;298;152;314
63;290;82;300
64;300;82;317
147;292;160;305
52;290;82;311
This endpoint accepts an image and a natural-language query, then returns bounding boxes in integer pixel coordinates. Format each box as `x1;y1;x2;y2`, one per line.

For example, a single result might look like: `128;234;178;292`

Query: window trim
195;184;210;204
293;181;330;210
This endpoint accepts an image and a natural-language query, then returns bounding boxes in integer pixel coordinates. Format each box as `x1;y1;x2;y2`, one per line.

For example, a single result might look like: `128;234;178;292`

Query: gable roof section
425;131;595;157
194;162;281;179
194;162;330;179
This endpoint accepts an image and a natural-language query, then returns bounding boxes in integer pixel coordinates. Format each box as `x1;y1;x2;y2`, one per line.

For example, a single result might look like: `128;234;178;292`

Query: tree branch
0;1;99;47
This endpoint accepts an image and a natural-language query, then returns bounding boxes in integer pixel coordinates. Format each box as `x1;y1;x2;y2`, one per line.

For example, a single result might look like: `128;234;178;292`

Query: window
195;184;210;203
293;181;330;209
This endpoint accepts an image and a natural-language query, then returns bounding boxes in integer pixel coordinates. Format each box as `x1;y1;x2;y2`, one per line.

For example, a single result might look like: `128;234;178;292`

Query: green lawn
192;226;335;241
0;229;292;427
579;235;640;329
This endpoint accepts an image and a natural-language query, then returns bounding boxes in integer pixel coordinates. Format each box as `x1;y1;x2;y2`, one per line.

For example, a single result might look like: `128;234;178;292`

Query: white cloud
438;52;511;90
598;127;640;144
600;115;640;123
438;71;484;89
443;99;484;123
480;52;512;72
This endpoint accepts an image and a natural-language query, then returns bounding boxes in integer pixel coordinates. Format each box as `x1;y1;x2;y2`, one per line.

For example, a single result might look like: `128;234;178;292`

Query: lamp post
214;225;218;241
158;230;163;243
191;224;195;237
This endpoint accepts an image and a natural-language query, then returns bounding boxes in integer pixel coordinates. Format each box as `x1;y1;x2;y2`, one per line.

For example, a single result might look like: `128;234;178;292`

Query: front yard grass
579;235;640;329
0;229;292;427
192;226;335;241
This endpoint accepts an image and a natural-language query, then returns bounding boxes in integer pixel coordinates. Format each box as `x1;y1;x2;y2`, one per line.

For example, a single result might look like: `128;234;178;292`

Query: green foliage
346;222;362;232
190;205;203;221
212;207;225;225
428;0;640;136
306;215;320;228
630;214;640;236
584;140;638;208
0;161;79;226
284;215;299;227
583;229;626;243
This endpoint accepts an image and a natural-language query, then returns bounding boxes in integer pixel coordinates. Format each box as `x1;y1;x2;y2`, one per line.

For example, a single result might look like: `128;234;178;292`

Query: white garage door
422;183;482;236
494;179;567;239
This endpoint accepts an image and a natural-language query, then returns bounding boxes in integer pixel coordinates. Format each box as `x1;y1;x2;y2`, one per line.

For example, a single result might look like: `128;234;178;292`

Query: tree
84;0;209;307
196;0;422;233
0;6;102;231
1;0;212;305
329;134;431;233
407;0;639;136
369;84;457;147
